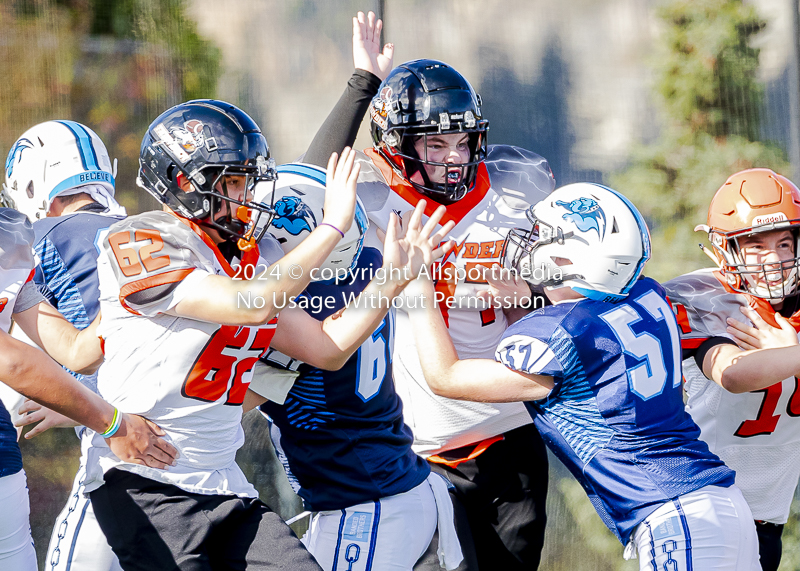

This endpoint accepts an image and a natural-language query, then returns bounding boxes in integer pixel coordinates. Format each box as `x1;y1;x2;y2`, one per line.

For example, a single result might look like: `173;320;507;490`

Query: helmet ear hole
25;181;34;199
552;257;572;267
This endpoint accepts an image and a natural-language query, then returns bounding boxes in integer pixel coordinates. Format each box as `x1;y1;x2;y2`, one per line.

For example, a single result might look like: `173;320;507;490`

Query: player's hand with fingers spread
727;306;799;351
382;200;456;287
15;398;78;439
476;264;533;308
352;10;394;80
107;413;179;470
323;147;361;236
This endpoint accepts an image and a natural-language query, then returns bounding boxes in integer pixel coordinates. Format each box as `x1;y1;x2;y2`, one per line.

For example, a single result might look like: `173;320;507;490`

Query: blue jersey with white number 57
497;277;734;543
261;247;430;511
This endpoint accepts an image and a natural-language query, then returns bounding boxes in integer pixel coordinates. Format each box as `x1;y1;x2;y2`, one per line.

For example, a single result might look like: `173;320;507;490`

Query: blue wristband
100;407;122;438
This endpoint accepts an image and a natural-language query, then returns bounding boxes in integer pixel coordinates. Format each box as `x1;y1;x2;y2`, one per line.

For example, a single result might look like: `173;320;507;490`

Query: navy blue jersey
32;205;124;391
497;277;735;542
0;403;21;478
0;208;38;477
261;247;430;511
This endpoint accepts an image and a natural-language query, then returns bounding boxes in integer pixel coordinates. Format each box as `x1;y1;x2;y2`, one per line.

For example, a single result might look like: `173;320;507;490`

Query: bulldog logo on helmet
272;196;317;236
369;86;393;131
557;197;606;239
170;120;206;154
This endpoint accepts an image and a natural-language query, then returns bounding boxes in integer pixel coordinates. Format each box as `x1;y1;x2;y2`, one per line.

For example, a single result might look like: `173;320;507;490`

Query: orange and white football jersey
355;146;555;455
666;268;800;524
84;210;284;497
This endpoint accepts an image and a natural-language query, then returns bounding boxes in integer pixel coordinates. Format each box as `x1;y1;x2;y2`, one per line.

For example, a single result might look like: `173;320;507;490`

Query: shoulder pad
485;145;556;210
664;269;741;343
0;208;35;272
101;211;213;311
258;234;284;266
354;150;392;215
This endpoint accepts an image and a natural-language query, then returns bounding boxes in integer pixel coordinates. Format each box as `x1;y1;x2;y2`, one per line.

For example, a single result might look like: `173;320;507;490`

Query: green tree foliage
0;0;221;213
610;0;789;281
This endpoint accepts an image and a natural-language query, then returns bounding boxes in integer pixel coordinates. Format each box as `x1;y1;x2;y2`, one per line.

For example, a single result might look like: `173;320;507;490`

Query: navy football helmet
369;59;488;203
138;99;277;249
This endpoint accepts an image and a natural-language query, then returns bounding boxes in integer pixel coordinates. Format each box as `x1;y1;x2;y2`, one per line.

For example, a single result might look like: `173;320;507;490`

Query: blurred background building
4;0;800;568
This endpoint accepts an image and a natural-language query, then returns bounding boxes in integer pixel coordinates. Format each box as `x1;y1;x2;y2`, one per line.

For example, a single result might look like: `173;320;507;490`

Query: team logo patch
170;120;206;154
0;298;8;313
369;86;393;131
557;197;606;239
343;511;373;543
5;138;34;178
272;196;317;235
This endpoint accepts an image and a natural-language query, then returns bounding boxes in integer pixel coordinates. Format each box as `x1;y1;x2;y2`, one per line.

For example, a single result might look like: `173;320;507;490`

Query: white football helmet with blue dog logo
2;121;117;221
503;182;651;302
254;163;369;279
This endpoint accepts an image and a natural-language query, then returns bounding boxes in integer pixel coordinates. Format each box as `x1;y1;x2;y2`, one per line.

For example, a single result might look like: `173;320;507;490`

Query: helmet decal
369;86;393;131
272;196;317;236
262;163;369;279
557;197;606;239
5;138;34;179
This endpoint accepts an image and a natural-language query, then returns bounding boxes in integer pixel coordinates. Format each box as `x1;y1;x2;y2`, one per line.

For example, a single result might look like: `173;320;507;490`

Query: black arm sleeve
304;69;383;168
686;336;738;371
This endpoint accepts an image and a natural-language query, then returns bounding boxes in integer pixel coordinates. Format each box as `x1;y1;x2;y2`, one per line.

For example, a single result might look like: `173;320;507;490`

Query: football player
303;12;555;570
3;119;128;571
664;168;800;571
408;183;761;571
254;163;462;571
81;99;452;570
0;207;177;571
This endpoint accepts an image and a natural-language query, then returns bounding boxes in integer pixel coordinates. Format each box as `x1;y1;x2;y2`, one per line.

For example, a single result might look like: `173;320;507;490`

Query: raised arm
271;201;454;369
171;149;360;326
304;11;393;167
406;276;553;403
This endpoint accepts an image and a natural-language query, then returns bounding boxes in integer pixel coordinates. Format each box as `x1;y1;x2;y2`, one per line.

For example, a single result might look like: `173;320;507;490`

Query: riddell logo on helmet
752;212;789;226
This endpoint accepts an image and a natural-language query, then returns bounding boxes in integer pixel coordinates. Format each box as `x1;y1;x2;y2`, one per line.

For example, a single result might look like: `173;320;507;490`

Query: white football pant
46;462;121;571
0;469;37;571
302;473;446;571
627;484;761;571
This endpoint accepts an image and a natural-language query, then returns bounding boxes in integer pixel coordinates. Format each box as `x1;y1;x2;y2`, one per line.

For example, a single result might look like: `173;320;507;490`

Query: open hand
476;264;533;309
353;11;394;80
322;147;361;236
383;200;455;285
107;414;179;470
727;306;799;351
15;398;78;439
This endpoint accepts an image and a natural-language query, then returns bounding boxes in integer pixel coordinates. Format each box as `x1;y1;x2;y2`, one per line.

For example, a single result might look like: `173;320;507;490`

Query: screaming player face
411;133;470;187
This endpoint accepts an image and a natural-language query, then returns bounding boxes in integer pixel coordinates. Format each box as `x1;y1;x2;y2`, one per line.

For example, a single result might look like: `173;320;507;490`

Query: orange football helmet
698;168;800;300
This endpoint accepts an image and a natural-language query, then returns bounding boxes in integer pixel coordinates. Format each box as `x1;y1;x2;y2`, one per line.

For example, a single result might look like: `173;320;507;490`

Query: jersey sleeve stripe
118;267;195;312
680;337;709;350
